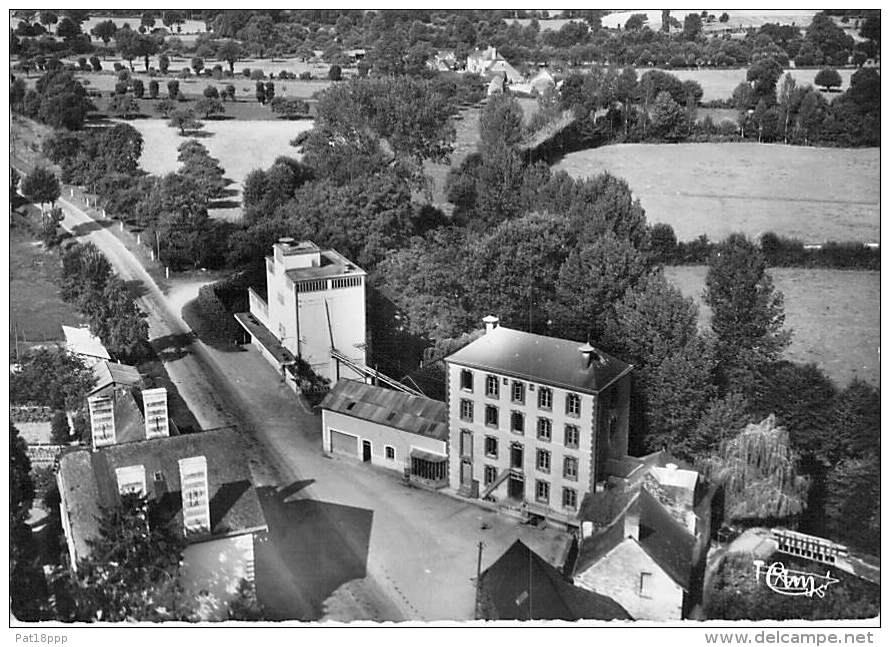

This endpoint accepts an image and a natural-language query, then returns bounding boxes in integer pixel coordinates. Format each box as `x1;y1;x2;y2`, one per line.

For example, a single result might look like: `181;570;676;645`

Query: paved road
50;194;569;622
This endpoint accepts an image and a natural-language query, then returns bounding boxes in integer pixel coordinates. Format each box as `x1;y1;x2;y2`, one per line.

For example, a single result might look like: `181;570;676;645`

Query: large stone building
444;317;633;526
235;239;367;388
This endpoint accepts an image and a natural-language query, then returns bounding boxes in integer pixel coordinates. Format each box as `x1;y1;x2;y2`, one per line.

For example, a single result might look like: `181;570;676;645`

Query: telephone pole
474;541;484;618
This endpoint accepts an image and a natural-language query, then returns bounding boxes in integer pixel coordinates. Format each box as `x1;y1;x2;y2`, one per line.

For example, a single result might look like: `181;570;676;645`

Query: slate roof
57;429;267;563
637;488;695;591
89;361;142;396
479;540;631;621
446;326;632;395
319;379;448;442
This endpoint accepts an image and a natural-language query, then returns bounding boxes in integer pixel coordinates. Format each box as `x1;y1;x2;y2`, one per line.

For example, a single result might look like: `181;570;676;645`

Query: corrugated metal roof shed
319;379;448;441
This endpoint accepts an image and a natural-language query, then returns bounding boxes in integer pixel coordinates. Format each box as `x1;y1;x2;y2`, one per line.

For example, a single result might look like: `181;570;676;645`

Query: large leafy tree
21;166;60;210
52;494;192;622
89;277;150;363
699;414;809;525
10;348;95;411
10;423;47;620
825;455;880;555
479;92;524;153
704;233;791;390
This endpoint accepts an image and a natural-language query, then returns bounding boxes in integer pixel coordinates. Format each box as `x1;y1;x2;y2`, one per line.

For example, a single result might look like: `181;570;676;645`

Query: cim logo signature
753;559;839;598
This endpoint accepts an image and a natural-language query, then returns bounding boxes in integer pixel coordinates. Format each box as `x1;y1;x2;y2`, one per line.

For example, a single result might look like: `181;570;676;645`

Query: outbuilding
320;379;449;489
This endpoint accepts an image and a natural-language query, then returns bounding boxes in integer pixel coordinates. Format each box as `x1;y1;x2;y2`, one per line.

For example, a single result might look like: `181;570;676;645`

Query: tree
625;14;648;30
89;277;149;362
114;26;139;70
704;233;791;388
860;15;880;42
746;56;783;105
131;78;145;99
807;13;854;63
699;415;809;525
56;17;82;41
9;347;95;411
166;79;180;99
21;166;60;211
50;410;70;444
39;11;58;32
109;94;140;119
269;97;310;119
148;79;159;99
32;70;94;130
814;67;842;91
687;391;753;457
52;494;192;622
191;56;204;75
141;11;156;30
649;90;685;140
11;422;46;621
479;92;524;152
168;109;203;136
162;10;186;33
158;53;170;74
203;84;219;99
195;97;224;119
255;81;266;104
264;81;275;103
683;13;702;40
719;12;730;23
216;39;242;74
825;455;880;555
89;55;101;71
328;64;342;81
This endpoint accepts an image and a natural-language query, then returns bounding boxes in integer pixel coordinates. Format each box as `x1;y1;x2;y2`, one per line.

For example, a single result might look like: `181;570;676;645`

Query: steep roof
479;540;631;621
319;379;448;442
637;488;696;590
446;326;632;395
89;361;142;396
62;325;110;362
57;429;267;563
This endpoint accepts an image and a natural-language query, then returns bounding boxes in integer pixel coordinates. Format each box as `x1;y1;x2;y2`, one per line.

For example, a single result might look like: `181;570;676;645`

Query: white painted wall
298;281;366;382
180;533;256;621
574;539;683;621
322;410;447;474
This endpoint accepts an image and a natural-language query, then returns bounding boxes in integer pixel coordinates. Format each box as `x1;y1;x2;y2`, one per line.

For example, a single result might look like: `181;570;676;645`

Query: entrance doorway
508;475;525;501
362;440;372;462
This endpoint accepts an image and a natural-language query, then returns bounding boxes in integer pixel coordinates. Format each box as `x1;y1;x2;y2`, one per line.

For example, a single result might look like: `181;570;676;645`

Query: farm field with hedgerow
664;265;880;387
554;142;879;244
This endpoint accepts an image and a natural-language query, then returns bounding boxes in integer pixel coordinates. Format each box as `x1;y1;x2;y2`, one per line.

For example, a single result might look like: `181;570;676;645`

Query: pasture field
554;142;879;244
10;212;87;344
601;10;818;31
664;265;879;387
636;66;857;102
121;118;314;221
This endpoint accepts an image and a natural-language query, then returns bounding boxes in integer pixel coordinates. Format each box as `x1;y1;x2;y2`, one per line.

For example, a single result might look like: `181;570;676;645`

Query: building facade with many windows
445;318;633;526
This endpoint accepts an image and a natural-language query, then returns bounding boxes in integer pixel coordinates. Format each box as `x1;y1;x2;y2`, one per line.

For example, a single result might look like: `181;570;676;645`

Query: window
460;369;474;392
536;449;551;473
536;417;552;442
535;480;550;504
510;443;524;469
538;387;553;410
639;572;652;598
510;411;524;435
511;381;525;404
385;446;395;460
460;399;473;422
485;374;500;398
484;436;498;458
460;429;473;458
562;487;578;510
564;424;580;449
563;456;578;481
484;464;498;485
565;393;581;417
485;405;499;428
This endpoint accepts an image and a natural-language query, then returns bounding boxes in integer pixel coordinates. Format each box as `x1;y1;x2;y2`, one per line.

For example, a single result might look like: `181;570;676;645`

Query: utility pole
474;541;484;619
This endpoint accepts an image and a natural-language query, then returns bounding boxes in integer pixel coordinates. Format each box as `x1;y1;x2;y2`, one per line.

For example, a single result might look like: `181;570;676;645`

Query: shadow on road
121;278;150;299
70;219;116;236
151;331;197;362
254;486;374;621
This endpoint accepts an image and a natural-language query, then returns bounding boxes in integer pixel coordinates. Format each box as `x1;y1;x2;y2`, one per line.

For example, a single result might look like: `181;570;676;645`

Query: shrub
131;78;145;98
250;68;265;80
328;64;342;81
299;71;311;80
148;79;159;99
178;67;192;79
203;85;219;99
242;67;251;78
50;410;70;444
113;62;123;72
114;81;129;95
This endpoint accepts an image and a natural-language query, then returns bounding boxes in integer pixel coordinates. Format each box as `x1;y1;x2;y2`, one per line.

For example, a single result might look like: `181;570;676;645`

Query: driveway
46;188;570;622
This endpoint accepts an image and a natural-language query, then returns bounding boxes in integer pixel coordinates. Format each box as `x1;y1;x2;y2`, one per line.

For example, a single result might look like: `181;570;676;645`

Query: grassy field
10;210;87;344
664;265;879;387
601;10;818;31
120;118;314;221
553;142;879;243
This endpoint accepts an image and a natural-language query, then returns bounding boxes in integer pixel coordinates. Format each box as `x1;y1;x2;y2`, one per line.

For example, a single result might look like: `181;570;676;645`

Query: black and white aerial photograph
7;5;881;639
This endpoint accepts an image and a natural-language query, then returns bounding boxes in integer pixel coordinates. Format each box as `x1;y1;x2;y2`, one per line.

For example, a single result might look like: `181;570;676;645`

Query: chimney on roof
88;394;116;450
178;456;211;535
142;387;170;439
483;315;499;334
579;342;606;368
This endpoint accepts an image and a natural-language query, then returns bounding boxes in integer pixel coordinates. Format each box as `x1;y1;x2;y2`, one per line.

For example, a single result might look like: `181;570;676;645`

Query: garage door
330;429;358;457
